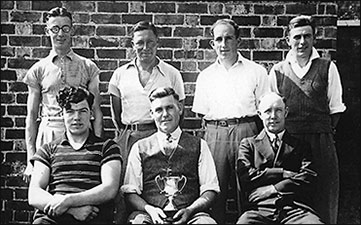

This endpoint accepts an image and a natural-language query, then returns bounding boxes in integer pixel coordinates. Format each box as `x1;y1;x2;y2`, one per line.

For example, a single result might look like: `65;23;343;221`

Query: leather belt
205;116;258;127
124;122;157;131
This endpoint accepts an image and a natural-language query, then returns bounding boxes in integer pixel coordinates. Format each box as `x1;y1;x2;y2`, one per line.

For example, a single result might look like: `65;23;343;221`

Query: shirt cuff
121;184;141;195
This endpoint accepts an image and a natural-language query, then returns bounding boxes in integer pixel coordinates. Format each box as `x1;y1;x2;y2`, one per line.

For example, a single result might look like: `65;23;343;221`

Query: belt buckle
130;124;138;131
218;120;228;127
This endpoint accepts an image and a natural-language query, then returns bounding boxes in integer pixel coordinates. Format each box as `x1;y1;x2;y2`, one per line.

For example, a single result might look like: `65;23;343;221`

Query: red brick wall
1;1;338;223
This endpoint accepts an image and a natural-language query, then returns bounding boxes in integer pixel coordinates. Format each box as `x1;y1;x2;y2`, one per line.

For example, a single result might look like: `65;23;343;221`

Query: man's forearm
25;118;38;164
186;191;217;215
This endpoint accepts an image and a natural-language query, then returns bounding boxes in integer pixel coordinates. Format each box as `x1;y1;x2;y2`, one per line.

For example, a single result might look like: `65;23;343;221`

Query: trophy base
164;210;177;223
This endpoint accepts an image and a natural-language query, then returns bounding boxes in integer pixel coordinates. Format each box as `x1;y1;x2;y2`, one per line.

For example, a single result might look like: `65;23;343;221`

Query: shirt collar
216;52;245;70
285;47;320;64
59;129;96;146
215;51;245;67
126;57;165;76
266;129;285;141
157;127;182;142
49;49;74;62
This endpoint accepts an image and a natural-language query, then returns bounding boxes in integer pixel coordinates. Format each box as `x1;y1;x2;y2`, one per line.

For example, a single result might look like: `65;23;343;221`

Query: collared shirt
192;52;270;120
269;47;346;114
22;49;100;117
108;57;185;124
265;129;285;149
121;127;220;196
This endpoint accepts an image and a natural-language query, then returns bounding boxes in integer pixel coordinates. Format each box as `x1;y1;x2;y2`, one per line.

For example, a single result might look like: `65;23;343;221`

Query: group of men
23;6;345;224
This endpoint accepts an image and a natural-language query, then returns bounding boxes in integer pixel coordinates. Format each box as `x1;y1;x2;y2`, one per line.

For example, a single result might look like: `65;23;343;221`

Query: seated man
28;86;122;224
236;92;324;224
121;87;220;224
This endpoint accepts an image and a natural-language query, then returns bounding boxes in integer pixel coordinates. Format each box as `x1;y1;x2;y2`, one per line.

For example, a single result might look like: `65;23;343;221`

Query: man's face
63;100;91;136
150;95;182;134
132;29;158;64
46;16;73;52
287;25;314;59
210;23;239;63
258;95;288;134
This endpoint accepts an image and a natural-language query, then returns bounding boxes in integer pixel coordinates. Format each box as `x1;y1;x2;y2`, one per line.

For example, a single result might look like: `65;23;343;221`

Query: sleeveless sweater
273;58;332;133
138;132;201;209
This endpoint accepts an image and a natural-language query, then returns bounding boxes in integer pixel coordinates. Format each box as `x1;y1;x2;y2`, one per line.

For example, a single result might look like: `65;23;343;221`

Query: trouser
113;127;157;224
204;121;259;224
36;118;65;149
128;211;216;224
32;209;113;224
292;132;339;224
236;205;324;224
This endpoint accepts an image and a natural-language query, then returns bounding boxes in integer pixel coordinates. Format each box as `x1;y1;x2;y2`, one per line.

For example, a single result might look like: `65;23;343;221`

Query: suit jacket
236;129;317;210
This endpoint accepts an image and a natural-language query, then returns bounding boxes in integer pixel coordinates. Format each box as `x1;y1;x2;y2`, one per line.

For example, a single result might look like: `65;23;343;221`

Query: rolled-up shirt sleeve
199;140;220;195
121;142;143;195
328;62;346;114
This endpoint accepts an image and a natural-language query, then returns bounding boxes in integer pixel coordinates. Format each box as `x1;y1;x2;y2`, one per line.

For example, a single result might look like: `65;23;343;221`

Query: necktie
272;134;279;152
164;133;173;156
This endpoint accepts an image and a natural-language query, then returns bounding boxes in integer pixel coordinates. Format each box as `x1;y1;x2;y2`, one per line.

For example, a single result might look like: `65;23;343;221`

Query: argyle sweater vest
138;132;201;209
273;58;332;133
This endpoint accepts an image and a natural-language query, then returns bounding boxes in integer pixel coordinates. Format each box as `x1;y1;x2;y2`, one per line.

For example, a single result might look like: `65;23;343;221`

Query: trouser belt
205;116;258;127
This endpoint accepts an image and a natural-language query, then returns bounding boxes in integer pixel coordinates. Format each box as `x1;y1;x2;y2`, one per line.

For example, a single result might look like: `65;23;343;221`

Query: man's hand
44;194;70;217
172;208;192;224
67;205;99;221
22;164;33;183
144;204;167;224
248;185;277;203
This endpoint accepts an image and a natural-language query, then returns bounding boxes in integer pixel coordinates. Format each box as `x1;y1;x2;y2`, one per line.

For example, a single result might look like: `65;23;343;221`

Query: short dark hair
287;15;316;35
130;21;158;38
210;18;240;38
45;7;72;23
56;86;94;110
149;87;179;102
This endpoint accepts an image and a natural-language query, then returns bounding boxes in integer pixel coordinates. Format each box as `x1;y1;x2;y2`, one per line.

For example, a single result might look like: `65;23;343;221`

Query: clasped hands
44;194;99;221
145;204;192;224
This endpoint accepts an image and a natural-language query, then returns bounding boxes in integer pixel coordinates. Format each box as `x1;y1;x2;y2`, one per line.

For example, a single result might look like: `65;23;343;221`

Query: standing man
268;15;346;224
192;18;270;223
28;86;121;224
236;92;323;224
22;7;103;183
108;21;185;223
121;87;219;224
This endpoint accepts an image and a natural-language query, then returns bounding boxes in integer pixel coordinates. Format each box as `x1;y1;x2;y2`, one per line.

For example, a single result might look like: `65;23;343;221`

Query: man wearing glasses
22;7;103;184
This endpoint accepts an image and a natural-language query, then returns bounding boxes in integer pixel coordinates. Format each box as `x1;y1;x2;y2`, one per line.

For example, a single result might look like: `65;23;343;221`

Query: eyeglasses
133;40;157;49
48;25;71;34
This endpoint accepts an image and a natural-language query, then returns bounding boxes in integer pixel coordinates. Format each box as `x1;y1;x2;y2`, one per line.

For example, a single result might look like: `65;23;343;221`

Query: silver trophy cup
155;174;187;222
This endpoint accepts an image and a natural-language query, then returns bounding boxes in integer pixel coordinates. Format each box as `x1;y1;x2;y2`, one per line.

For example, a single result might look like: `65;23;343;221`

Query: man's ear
257;110;262;118
70;26;75;36
178;101;184;115
150;108;155;118
284;106;289;118
209;39;215;48
286;36;291;46
44;27;50;36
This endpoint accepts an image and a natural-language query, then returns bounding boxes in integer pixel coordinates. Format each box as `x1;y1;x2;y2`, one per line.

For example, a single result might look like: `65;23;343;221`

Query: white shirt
269;47;346;114
265;129;285;150
108;57;185;124
192;52;270;120
121;127;220;196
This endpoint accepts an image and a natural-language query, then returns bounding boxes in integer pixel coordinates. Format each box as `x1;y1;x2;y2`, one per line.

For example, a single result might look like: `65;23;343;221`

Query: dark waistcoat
274;58;331;133
138;132;201;209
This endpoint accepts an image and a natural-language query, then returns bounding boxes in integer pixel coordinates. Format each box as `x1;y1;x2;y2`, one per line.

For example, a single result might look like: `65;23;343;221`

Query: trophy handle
155;175;165;194
178;175;187;194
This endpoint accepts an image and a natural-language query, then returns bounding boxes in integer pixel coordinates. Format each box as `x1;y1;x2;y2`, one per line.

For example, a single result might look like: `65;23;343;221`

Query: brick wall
1;1;338;224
